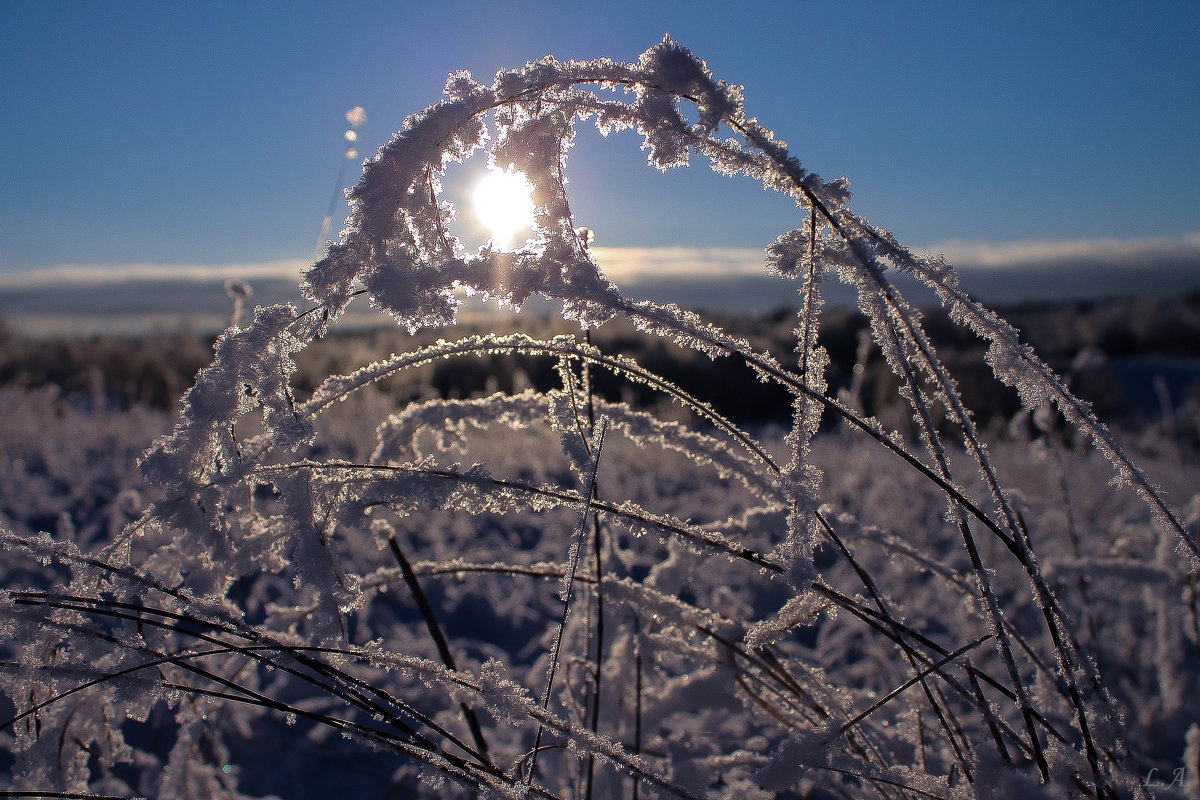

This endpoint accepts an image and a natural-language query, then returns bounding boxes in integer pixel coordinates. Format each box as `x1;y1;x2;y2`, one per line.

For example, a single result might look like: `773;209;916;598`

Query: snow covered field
0;375;1196;798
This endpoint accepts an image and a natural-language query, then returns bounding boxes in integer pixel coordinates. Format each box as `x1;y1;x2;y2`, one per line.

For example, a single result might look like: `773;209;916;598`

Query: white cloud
590;246;766;280
593;233;1200;280
927;232;1200;270
0;259;306;289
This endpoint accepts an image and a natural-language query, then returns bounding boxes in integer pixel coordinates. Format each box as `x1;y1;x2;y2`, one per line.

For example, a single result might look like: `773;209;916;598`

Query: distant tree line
2;290;1198;431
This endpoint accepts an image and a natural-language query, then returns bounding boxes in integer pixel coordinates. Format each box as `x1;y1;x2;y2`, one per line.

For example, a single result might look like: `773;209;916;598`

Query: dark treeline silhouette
3;290;1198;431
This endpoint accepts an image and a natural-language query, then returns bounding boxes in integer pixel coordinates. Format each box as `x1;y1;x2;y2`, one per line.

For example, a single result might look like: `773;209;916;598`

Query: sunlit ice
473;166;535;248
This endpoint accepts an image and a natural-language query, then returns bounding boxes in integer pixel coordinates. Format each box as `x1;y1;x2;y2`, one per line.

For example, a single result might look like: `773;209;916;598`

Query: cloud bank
0;259;307;290
931;232;1200;271
593;233;1200;309
2;234;1198;335
592;233;1200;281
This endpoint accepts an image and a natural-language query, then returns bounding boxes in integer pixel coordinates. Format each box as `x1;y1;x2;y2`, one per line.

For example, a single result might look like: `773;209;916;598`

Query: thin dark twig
818;512;976;780
836;635;993;738
8;593;495;769
388;534;491;763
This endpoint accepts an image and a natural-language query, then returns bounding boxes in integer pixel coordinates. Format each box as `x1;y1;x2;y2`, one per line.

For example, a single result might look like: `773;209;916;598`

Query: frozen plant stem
388;535;491;763
581;327;606;800
528;416;608;787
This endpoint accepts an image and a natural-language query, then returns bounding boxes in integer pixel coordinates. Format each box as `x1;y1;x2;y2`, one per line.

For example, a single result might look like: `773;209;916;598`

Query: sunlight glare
473;167;535;247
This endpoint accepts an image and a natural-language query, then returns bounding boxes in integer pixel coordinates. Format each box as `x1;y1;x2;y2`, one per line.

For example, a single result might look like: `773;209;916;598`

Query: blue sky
2;1;1198;305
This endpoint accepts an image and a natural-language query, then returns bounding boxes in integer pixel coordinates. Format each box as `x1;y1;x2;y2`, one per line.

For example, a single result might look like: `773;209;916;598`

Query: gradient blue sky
2;1;1198;291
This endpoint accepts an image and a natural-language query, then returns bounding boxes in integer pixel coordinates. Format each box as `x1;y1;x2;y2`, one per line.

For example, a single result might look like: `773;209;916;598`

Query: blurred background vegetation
2;291;1198;442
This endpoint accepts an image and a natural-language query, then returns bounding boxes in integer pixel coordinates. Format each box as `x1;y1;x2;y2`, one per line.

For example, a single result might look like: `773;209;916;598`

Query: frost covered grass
2;37;1199;799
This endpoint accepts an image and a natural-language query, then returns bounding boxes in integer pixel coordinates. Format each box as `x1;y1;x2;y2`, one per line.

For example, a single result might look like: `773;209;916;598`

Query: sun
473;167;535;247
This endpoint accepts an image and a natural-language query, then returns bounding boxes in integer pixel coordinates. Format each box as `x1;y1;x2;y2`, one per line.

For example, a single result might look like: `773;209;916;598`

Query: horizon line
2;231;1198;290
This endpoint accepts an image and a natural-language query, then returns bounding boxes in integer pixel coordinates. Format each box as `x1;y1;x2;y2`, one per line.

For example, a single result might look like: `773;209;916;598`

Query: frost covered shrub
3;37;1199;800
0;387;166;546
